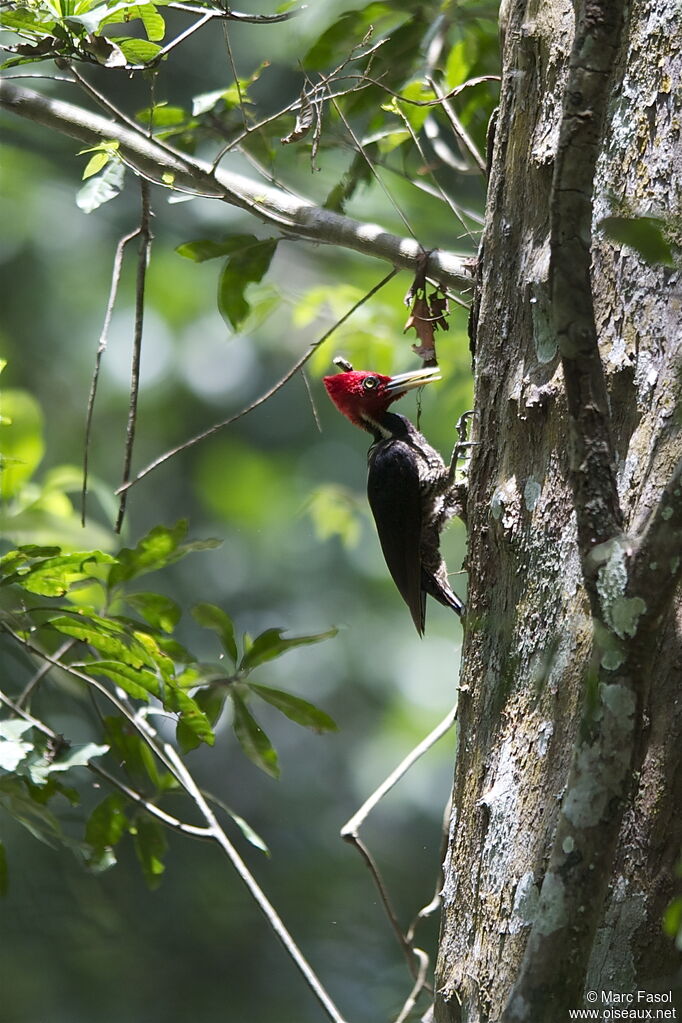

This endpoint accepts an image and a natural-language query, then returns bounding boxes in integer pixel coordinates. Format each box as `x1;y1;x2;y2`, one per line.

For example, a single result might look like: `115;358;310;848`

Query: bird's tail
422;569;465;617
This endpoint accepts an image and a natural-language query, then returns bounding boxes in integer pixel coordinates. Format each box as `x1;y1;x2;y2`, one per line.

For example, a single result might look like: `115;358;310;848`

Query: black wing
367;439;425;635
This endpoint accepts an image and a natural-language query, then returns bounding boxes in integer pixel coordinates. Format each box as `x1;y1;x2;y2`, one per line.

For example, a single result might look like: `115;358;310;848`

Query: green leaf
82;150;110;179
127;592;181;633
110;520;188;584
137;3;165;41
114;36;162;64
192;603;238;663
175;686;226;753
445;38;473;89
103;716;163;788
76;159;125;213
0;389;44;500
135;103;188;129
0;840;8;895
217;238;278;331
0;720;34;771
46;612;153;670
0;7;56;32
191;63;267;116
84;793;128;871
109;521;221;588
132;815;167;889
240;626;337;671
231;692;279;778
176;238;247;263
166;686;214;749
125;630;172;684
249;683;337;733
0;777;64;848
303;3;396;69
599;216;675;267
76;659;161;700
2;550;115;596
224;805;269;855
0;546;60;575
28;742;109;785
191;88;231;117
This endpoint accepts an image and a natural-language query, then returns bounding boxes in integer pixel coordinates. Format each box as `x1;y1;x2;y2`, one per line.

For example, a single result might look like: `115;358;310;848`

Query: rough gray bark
434;0;681;1019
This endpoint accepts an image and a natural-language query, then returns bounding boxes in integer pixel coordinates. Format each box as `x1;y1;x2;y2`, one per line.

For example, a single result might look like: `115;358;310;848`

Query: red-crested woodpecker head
323;367;441;431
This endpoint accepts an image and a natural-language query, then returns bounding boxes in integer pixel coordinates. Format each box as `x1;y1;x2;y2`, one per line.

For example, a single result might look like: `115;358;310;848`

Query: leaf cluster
0;520;337;890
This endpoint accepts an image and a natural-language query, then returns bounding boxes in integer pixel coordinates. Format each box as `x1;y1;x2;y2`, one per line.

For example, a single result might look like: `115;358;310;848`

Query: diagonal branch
1;634;348;1022
115;267;398;494
0;80;472;292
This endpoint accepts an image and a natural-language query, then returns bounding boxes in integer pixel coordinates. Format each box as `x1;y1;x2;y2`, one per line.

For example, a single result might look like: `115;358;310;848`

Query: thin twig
0;82;472;290
1;632;345;1020
165;2;307;23
331;93;419;244
82;227;140;525
87;761;211;838
115;179;152;532
339;708;457;996
0;687;57;739
389;95;477;242
221;21;247;131
210;39;387;171
115;267;398;495
3;626;179;778
158;10;213;59
425;76;487;176
340;705;457;838
17;638;76;706
347;833;423;980
393;948;430;1023
164;744;349;1023
357;73;500;108
302;370;322;433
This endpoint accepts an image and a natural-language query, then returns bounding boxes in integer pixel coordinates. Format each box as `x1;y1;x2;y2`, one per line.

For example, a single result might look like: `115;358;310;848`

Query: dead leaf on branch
404;281;450;367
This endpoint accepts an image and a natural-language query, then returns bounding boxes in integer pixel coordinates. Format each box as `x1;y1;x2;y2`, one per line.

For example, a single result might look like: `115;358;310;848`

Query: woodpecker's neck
360;410;413;444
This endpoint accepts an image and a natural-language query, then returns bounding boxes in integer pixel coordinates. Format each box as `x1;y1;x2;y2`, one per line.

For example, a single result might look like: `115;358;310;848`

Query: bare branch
165;2;307;23
115;267;398;494
425;75;487;176
393;948;430;1023
115;179;152;532
340;706;457;838
157;10;213;59
0;81;472;291
339;708;457;998
82;227;140;525
164;744;349;1023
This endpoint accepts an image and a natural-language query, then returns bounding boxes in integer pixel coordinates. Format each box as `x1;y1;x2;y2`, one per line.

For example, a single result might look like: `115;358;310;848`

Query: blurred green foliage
0;0;497;1019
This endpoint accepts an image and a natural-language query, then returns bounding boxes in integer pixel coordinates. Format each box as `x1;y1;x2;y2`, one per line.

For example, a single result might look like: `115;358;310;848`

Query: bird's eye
363;376;379;391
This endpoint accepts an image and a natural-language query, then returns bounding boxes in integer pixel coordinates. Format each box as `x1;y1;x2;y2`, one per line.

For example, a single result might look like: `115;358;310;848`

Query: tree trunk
434;0;681;1018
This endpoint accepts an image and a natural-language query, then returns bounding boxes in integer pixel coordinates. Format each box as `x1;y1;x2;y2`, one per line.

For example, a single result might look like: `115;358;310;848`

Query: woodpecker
323;364;465;634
